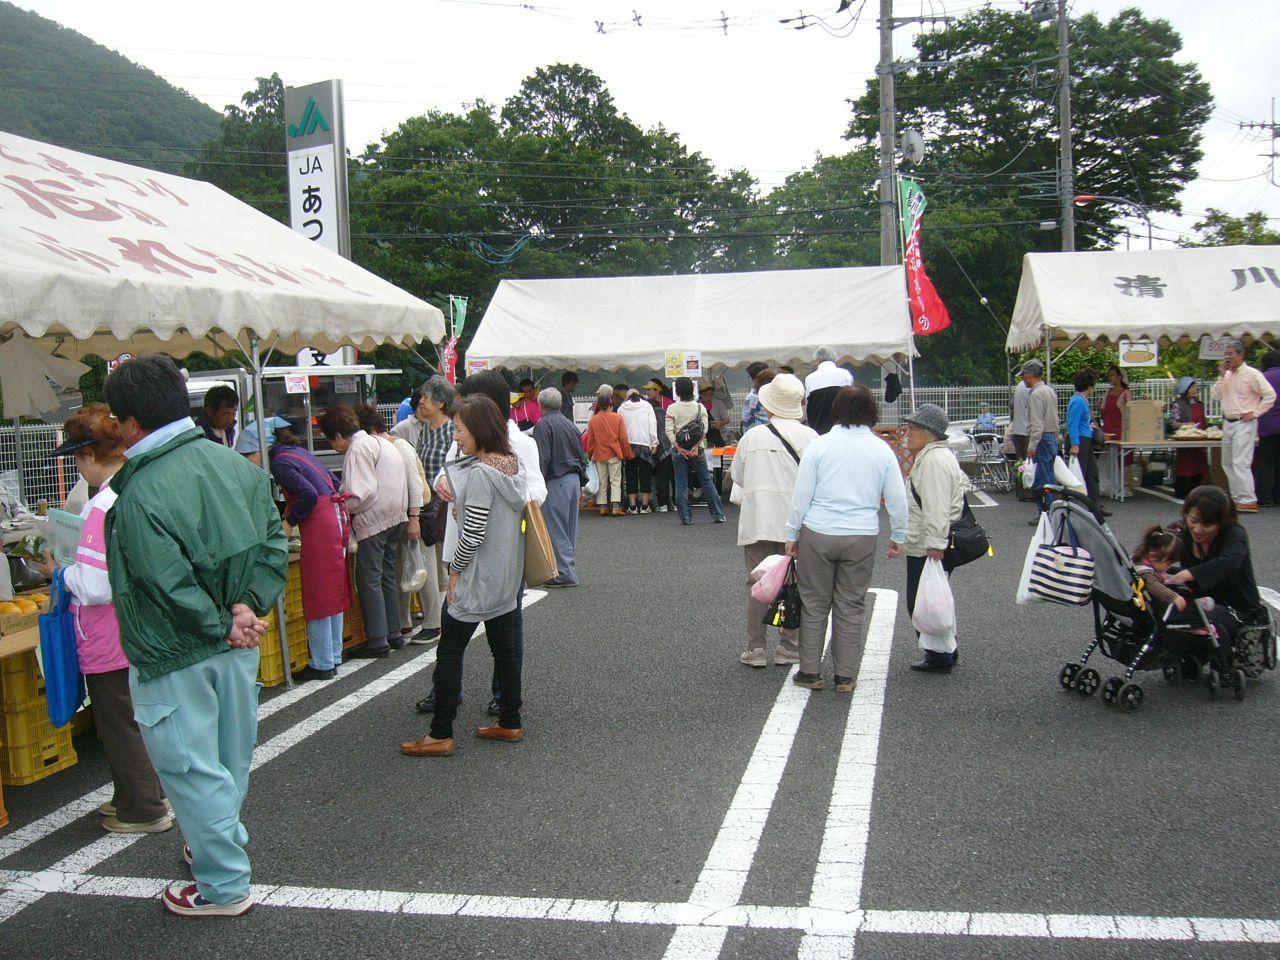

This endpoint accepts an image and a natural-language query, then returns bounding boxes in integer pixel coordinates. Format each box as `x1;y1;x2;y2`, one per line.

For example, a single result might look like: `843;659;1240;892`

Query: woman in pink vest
42;405;171;833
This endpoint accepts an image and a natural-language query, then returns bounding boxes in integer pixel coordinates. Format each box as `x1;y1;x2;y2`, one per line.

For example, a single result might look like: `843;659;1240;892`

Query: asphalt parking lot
1;484;1278;959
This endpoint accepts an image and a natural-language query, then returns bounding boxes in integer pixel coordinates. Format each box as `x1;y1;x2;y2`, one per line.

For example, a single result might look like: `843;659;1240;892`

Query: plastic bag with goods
911;558;956;648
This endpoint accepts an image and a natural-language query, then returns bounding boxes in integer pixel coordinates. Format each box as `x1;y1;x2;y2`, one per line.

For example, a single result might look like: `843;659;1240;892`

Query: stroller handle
1043;483;1108;524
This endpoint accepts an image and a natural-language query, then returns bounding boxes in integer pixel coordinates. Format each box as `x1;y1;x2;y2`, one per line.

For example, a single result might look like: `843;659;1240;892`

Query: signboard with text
1118;337;1159;367
665;351;702;379
284;80;350;259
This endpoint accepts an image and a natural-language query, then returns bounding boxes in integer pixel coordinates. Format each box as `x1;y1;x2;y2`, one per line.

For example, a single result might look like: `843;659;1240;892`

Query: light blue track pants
129;647;260;905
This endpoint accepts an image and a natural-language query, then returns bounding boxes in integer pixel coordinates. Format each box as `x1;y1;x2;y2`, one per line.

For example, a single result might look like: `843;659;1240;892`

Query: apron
291;491;354;621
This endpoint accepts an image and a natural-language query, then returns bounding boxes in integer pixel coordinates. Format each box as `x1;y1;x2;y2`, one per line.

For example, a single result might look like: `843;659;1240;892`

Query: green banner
450;296;468;339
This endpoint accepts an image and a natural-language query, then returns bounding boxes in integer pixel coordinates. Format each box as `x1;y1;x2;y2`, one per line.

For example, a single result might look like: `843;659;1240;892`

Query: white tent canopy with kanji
1006;245;1280;354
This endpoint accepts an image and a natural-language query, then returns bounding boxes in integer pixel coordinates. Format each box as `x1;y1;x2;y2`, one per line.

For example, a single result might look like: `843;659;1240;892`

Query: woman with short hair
319;405;408;659
1067;367;1102;507
902;404;969;673
402;395;530;757
785;386;908;691
40;405;171;833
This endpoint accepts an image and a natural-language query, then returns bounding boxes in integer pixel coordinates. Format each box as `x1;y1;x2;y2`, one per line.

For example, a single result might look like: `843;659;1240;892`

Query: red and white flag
899;178;952;336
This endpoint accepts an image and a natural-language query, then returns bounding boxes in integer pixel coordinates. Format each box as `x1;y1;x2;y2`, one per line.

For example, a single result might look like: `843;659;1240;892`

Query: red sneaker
161;881;253;917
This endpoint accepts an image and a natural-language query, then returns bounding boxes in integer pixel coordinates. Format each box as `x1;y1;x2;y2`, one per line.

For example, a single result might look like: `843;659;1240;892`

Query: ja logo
288;97;331;138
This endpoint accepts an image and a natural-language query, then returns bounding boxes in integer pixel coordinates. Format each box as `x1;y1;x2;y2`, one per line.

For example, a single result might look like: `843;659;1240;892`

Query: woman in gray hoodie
402;395;529;757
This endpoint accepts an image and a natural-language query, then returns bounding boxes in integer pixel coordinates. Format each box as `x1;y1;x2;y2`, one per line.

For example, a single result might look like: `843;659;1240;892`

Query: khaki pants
1223;418;1258;505
795;527;877;677
596;457;623;506
744;540;798;656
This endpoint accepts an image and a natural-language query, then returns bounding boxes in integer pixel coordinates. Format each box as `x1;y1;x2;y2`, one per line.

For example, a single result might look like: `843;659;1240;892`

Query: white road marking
1133;486;1185;506
799;589;896;959
970;490;998;508
0;591;546;924
660;664;813;959
1258;586;1280;616
0;657;379;864
3;868;1279;945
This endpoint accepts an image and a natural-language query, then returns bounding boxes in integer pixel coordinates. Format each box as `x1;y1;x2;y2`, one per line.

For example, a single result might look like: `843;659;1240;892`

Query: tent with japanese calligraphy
467;267;915;373
1006;246;1280;353
0;130;445;360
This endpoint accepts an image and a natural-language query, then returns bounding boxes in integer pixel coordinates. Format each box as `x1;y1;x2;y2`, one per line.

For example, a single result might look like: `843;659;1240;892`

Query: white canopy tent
467;266;915;373
0;130;445;683
1007;246;1280;361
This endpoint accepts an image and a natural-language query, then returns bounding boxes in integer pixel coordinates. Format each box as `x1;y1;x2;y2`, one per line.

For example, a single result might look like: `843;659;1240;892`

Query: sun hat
234;416;292;454
903;403;949;439
642;379;664;392
758;373;805;421
49;435;97;458
1174;375;1196;399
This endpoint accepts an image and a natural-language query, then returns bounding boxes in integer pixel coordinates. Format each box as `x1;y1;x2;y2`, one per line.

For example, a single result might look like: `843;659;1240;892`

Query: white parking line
798;589;896;959
0;657;380;864
3;867;1278;946
0;590;546;924
970;490;998;508
661;665;812;959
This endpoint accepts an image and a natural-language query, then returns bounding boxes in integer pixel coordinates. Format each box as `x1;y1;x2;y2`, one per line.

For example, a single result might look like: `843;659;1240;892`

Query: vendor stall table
1104;440;1223;503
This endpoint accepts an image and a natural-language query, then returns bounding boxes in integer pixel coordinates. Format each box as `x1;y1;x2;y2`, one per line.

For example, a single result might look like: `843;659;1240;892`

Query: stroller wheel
1181;656;1202;682
1161;664;1182;686
1232;669;1247;702
1074;667;1101;696
1266;633;1278;672
1205;669;1220;700
1058;663;1080;690
1117;682;1144;713
1101;676;1123;705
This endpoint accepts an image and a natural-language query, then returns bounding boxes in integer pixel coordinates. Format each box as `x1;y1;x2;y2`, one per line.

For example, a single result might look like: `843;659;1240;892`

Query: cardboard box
1123;400;1165;443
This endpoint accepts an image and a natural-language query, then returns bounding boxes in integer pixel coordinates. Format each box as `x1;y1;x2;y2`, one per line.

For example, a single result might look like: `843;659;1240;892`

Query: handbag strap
766;422;802;464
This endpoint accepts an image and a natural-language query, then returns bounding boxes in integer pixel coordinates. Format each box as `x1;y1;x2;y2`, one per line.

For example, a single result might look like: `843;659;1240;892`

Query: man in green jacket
104;355;287;918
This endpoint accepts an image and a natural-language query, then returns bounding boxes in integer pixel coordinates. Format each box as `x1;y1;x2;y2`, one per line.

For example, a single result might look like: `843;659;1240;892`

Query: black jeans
1254;434;1280;505
431;605;522;738
653;456;674;507
491;582;524;699
624;457;654;501
1076;436;1101;506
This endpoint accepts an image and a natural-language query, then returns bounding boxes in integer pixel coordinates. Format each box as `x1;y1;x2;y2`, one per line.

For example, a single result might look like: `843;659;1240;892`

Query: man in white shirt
803;346;855;436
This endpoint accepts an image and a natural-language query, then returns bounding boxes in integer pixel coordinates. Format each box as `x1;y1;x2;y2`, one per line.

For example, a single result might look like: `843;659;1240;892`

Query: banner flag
899;178;952;336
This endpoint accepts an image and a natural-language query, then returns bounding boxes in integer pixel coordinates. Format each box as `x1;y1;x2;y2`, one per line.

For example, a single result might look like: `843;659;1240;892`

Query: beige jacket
342;431;409;542
906;440;970;557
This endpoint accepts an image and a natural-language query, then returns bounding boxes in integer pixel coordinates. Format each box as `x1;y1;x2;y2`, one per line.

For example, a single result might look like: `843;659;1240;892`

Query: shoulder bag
1028;516;1094;605
910;483;990;573
38;569;85;728
522;500;559;587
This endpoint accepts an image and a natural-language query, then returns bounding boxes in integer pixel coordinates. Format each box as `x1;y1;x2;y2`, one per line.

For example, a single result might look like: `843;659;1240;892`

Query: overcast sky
17;0;1280;246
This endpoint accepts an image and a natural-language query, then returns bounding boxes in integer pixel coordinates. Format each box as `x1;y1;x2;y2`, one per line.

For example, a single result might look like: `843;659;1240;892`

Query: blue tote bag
38;568;85;728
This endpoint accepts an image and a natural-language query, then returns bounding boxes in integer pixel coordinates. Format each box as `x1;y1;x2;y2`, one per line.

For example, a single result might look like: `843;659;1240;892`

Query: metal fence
1;381;1217;510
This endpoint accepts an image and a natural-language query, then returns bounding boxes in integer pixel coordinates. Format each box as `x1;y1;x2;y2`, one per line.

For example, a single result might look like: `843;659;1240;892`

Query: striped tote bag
1028;520;1094;605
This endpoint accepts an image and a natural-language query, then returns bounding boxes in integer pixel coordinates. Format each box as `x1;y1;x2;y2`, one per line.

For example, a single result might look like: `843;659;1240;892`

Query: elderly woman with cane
902;404;970;673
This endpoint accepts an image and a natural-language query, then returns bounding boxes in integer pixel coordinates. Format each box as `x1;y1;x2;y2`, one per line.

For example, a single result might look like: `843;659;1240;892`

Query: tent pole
252;335;293;688
1044;328;1052;383
12;416;25;505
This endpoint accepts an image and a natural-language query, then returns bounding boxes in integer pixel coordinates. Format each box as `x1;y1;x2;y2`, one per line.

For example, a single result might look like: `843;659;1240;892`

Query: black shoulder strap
766;422;801;464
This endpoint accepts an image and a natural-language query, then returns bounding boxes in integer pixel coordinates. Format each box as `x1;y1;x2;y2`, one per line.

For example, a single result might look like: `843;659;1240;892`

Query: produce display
1171;424;1223;440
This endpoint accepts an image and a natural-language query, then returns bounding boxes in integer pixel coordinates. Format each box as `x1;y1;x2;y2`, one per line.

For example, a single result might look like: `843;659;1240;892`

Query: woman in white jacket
320;405;409;659
903;404;970;673
618;389;658;514
730;374;816;667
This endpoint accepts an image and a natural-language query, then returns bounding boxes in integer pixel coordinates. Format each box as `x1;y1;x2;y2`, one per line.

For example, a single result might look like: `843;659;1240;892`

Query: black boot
910;650;957;673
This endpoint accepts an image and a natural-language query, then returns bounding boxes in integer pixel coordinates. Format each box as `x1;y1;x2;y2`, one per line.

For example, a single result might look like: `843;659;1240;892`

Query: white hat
758;374;805;421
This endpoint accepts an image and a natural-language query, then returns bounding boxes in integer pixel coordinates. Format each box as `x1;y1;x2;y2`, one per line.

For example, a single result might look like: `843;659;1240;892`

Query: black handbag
911;486;990;573
763;559;802;630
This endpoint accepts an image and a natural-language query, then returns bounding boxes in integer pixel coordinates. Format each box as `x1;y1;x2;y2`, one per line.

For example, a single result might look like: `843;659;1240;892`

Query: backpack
675;406;706;450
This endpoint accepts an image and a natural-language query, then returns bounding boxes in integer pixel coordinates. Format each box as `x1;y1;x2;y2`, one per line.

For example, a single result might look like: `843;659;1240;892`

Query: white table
1104;439;1222;503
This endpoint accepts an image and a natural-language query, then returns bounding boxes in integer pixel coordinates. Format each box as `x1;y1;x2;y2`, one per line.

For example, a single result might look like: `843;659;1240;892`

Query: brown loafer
476;724;524;742
400;735;455;757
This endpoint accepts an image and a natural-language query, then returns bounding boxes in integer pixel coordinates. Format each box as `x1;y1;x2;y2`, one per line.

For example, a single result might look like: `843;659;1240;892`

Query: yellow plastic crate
258;610;309;687
0;650;46;715
0;702;77;786
0;776;8;829
69;706;94;737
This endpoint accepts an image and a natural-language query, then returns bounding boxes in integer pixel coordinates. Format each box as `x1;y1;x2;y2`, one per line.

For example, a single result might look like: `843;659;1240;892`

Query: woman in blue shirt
1066;368;1103;510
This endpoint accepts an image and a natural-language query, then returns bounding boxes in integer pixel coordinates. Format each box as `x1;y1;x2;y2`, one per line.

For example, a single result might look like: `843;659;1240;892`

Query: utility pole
877;2;952;266
1238;98;1279;187
878;0;898;266
1056;0;1075;251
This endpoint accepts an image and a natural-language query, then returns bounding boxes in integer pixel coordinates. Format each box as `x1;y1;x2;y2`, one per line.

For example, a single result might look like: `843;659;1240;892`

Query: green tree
184;75;288;222
1184;209;1280;247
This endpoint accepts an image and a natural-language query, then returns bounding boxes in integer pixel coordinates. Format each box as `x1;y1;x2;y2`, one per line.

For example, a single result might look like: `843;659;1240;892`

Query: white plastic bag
584;461;600;497
911;558;956;644
1018;458;1036;490
1054;455;1085;491
399;539;429;594
1016;512;1054;604
751;555;792;604
1065;455;1087;490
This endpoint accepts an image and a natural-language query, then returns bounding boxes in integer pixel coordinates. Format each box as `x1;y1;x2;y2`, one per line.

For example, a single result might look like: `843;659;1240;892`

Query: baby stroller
1045;488;1277;712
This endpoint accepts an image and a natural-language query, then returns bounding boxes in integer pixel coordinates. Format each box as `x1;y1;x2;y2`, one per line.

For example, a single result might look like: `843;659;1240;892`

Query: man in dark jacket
105;355;287;918
532;387;587;586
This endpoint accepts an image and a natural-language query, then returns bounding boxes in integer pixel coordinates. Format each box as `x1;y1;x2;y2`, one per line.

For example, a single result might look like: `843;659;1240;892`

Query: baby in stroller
1131;524;1214;618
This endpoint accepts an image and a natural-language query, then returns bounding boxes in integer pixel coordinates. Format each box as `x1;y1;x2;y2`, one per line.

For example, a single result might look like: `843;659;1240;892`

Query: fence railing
1;381;1216;510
